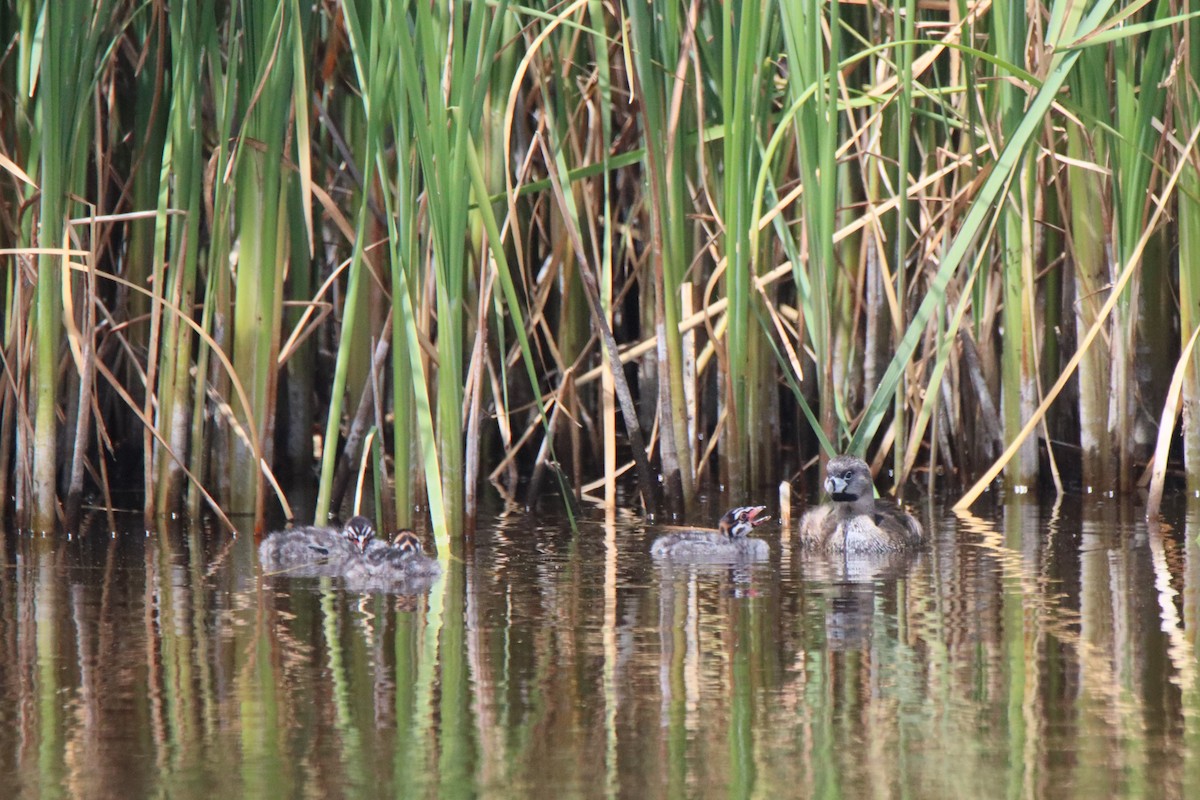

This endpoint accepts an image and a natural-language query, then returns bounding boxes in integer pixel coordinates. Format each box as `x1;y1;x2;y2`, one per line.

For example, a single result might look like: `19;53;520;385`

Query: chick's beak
742;506;771;527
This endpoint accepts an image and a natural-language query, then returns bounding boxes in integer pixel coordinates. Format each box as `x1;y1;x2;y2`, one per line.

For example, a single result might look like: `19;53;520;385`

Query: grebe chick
798;455;922;553
344;529;442;582
259;515;377;574
650;506;772;560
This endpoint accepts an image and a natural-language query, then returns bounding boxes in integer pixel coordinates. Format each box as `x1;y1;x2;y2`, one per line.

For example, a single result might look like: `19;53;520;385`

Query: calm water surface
1;495;1199;799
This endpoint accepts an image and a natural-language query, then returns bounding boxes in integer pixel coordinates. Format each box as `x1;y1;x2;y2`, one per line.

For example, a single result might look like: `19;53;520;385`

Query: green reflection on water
729;601;756;800
3;498;1200;798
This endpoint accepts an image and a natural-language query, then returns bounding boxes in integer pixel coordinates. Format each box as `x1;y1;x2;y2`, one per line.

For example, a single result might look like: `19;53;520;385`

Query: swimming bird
798;455;922;553
343;529;442;583
259;515;377;574
650;506;772;560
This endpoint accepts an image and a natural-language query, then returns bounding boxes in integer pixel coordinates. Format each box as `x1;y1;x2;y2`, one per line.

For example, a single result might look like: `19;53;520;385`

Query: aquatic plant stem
541;137;658;514
956;116;1200;511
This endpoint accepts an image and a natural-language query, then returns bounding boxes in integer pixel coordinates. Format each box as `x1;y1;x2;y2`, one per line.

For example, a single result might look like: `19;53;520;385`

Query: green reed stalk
892;0;916;479
1177;12;1200;495
31;7;64;529
1038;158;1064;471
1064;1;1170;492
123;7;168;522
851;0;1101;458
281;181;316;503
1065;48;1113;492
191;12;241;513
394;3;506;536
313;189;374;526
31;0;117;529
279;1;317;513
229;2;309;518
155;0;206;513
8;1;36;168
422;1;473;537
718;0;774;489
332;0;507;548
0;2;33;521
188;254;220;520
994;0;1039;486
230;3;282;512
125;7;167;359
369;0;448;543
383;31;420;530
585;0;619;505
1109;3;1172;493
955;4;1196;509
780;0;845;450
625;0;695;508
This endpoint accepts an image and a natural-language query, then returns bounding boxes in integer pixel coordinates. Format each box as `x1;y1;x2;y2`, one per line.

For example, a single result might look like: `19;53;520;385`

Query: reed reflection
0;499;1198;798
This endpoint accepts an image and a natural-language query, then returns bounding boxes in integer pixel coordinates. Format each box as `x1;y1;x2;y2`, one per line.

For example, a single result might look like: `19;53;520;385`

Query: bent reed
1;1;1196;539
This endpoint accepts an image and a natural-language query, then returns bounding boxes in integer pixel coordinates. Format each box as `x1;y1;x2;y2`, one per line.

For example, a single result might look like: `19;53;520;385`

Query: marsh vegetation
2;1;1198;544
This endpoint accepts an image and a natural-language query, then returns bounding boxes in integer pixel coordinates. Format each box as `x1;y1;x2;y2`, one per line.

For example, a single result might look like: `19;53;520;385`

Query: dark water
1;495;1199;799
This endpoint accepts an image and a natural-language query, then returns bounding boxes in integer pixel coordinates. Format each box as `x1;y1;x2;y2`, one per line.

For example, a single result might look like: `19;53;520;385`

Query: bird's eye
843;470;854;480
